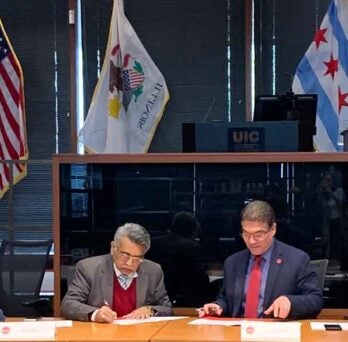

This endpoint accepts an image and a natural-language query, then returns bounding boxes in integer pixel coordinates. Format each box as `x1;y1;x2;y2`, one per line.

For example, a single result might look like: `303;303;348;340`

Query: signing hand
198;303;223;318
95;305;117;323
122;306;152;319
264;296;291;319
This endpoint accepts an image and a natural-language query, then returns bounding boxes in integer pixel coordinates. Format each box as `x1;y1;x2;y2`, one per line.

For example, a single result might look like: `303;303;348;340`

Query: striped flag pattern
122;69;145;91
292;0;348;151
0;19;28;199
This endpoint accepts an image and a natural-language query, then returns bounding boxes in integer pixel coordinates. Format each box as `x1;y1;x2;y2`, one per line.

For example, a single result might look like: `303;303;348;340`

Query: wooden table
151;318;348;342
151;318;240;342
300;320;348;342
2;320;170;342
3;318;348;342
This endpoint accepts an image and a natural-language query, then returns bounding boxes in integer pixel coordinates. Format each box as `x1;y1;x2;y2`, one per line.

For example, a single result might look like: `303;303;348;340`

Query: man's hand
198;303;223;318
264;296;291;319
94;305;117;323
122;306;152;319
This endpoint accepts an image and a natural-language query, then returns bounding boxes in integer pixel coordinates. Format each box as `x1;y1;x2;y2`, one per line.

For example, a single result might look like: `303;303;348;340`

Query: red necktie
245;256;262;318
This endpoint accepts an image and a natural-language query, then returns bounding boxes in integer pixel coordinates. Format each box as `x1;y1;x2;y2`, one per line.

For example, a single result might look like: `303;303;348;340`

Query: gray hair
241;200;275;228
113;223;151;253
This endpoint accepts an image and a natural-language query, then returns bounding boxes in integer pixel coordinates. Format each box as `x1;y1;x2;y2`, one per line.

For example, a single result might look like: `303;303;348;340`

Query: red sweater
112;275;136;317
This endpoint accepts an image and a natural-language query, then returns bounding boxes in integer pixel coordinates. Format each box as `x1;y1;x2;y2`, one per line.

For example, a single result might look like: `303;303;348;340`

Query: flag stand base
341;130;348;152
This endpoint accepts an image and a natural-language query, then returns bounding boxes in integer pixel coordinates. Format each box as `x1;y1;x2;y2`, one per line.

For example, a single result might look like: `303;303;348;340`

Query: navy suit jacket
0;308;4;321
216;239;323;319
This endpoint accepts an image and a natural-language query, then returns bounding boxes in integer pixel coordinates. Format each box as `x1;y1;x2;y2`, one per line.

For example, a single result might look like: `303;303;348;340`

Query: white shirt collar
113;263;138;279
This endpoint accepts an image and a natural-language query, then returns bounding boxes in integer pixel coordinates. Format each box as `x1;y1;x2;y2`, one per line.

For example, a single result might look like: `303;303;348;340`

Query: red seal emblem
246;326;255;334
1;326;10;335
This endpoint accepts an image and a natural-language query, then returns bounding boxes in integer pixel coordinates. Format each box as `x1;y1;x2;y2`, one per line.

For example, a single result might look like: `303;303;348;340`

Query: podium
182;122;307;152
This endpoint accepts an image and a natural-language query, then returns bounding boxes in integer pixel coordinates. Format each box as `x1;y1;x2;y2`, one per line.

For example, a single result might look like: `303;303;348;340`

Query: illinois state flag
292;0;348;151
0;19;28;199
79;0;169;153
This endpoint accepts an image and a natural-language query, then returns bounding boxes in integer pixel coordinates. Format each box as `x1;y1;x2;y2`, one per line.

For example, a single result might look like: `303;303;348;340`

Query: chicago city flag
292;0;348;151
79;0;169;153
0;19;28;199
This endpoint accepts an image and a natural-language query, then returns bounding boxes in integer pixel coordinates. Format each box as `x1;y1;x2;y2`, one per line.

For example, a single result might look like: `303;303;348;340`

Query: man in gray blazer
199;200;323;320
61;223;172;322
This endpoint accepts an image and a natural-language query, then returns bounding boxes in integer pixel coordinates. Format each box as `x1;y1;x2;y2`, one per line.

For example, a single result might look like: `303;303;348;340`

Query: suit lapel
100;255;114;306
136;263;148;307
233;251;249;316
264;239;283;308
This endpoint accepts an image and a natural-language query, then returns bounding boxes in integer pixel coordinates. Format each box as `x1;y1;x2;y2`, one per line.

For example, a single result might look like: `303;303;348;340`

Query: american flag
122;69;145;91
0;20;28;199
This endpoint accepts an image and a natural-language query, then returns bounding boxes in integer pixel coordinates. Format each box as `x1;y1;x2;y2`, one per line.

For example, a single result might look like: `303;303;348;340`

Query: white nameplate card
0;322;56;340
241;321;301;341
310;321;348;330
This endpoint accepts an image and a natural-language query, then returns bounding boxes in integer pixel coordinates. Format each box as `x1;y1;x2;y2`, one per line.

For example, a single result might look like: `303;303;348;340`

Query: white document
54;320;73;328
0;321;56;340
23;318;73;328
241;321;301;341
114;316;188;325
310;321;348;330
189;318;243;326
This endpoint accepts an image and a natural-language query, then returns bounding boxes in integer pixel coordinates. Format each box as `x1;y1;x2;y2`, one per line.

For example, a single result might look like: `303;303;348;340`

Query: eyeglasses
115;248;144;263
240;229;270;241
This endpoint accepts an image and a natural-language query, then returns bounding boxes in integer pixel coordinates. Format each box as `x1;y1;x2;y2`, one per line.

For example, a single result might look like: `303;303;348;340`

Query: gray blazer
61;254;172;321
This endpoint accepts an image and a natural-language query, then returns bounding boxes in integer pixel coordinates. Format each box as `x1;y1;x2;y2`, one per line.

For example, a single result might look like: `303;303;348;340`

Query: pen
196;307;217;313
103;300;110;307
196;307;217;311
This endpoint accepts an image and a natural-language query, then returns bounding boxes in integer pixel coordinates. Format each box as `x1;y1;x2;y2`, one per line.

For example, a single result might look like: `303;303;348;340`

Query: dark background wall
0;0;69;240
0;0;331;236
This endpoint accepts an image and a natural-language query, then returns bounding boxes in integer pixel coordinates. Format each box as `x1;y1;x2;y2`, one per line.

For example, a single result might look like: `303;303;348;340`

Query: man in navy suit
199;200;323;319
